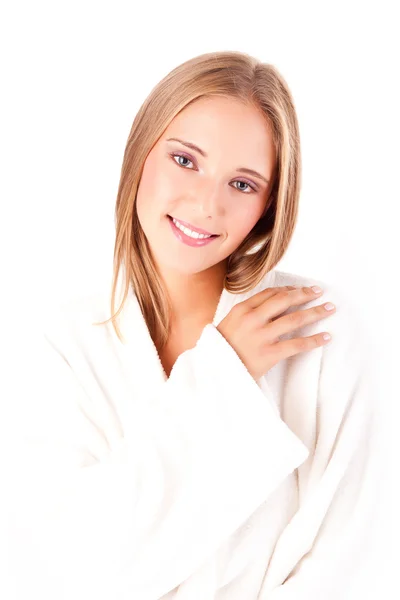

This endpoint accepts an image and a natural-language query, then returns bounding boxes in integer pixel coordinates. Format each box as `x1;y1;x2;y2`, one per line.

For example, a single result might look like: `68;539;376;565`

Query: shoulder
42;286;111;324
265;271;377;450
38;284;121;345
256;269;374;414
259;268;364;344
259;267;337;299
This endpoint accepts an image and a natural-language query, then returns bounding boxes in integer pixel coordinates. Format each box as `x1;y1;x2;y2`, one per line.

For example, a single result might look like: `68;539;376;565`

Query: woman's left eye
170;152;256;194
232;181;254;193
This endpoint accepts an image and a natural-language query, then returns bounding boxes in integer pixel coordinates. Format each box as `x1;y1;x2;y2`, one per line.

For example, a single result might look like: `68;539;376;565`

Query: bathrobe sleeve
258;291;383;599
5;314;309;600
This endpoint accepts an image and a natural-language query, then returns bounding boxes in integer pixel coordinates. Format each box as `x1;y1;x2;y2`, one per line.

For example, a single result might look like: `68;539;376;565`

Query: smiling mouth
167;215;219;237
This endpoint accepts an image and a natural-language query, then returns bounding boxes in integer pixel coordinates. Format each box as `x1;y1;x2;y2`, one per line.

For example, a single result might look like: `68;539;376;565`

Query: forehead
163;96;275;162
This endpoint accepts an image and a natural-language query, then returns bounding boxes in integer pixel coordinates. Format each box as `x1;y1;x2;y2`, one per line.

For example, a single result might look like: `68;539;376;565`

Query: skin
136;95;277;333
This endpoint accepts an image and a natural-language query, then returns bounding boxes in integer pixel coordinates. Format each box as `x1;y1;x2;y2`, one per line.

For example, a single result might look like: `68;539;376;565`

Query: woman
8;51;380;599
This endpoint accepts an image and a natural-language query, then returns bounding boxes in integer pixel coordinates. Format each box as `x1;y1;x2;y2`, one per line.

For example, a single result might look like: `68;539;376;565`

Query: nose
191;179;224;219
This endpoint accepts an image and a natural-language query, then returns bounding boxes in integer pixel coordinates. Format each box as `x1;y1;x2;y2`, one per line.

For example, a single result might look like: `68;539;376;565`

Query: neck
160;262;227;329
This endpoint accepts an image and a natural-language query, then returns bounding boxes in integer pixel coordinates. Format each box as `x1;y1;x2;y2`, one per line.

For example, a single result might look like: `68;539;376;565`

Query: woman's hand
216;285;336;381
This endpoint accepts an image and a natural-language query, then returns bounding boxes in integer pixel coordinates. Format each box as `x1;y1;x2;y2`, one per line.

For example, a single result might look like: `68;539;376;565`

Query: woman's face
136;95;277;277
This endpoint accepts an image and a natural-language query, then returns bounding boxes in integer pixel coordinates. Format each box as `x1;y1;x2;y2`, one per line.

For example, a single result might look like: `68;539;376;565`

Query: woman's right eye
170;152;195;169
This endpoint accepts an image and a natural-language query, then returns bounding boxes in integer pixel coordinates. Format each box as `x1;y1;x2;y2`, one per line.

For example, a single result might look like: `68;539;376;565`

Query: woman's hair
93;50;302;350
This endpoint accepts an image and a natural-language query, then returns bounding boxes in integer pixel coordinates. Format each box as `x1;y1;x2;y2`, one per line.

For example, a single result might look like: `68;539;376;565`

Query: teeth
172;218;212;239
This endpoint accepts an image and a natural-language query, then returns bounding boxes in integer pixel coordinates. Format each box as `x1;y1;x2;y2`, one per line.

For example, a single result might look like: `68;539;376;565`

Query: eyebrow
166;137;270;185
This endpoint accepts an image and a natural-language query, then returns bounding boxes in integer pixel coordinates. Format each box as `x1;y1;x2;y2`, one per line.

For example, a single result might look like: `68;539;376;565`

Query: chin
157;255;219;276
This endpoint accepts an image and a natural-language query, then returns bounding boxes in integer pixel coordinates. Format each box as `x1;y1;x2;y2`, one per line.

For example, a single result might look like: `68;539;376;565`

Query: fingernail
311;285;322;293
324;302;335;311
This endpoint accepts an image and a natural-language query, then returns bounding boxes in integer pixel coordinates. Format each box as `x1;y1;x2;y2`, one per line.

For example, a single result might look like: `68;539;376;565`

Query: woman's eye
170;152;255;194
172;153;194;168
232;181;253;193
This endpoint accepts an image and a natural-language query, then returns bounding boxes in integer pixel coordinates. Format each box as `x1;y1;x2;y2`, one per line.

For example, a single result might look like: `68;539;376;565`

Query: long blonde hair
93;50;302;351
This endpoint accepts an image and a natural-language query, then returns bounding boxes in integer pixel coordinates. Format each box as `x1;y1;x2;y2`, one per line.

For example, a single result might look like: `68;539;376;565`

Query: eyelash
169;151;258;194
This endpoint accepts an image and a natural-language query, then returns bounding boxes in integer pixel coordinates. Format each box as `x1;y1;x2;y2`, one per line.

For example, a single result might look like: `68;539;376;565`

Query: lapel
116;268;279;409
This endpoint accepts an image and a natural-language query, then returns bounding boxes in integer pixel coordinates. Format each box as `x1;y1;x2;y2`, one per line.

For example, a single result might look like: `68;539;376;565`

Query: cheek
136;157;160;215
137;156;176;217
229;204;264;239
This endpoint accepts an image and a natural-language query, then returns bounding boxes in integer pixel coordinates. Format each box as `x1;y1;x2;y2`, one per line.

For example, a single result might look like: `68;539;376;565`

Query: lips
167;215;218;237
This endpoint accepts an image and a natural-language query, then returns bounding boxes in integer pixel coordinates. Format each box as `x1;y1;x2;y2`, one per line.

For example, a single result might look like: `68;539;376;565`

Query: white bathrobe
5;268;382;599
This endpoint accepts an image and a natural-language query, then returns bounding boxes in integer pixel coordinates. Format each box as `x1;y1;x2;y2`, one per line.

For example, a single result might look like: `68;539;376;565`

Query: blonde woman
8;51;380;599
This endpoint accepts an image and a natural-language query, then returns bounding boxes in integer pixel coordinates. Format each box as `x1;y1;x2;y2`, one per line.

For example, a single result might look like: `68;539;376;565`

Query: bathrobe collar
115;267;278;399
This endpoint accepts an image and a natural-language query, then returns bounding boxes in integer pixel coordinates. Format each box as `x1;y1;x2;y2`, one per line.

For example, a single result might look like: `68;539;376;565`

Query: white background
1;0;398;597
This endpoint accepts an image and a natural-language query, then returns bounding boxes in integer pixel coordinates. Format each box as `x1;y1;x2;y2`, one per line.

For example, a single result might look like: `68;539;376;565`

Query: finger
266;301;335;342
246;285;297;310
265;330;330;362
251;286;319;320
